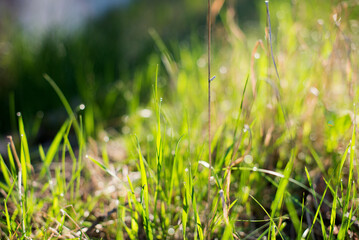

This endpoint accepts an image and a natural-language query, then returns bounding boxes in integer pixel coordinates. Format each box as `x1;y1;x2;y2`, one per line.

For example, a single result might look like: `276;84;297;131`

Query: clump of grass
1;1;359;239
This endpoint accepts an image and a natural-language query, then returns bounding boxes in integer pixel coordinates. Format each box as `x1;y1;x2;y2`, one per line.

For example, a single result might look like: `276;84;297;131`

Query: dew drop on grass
243;124;249;133
254;53;260;59
298;152;306;160
253;167;257;172
219;66;227;74
199;160;210;168
79;104;85;110
85;155;89;158
168;227;175;235
160;97;163;102
139;109;152;118
17;112;21;117
122;126;130;134
210;176;215;185
197;58;206;68
104;136;109;142
147;134;154;142
244;155;253;164
310;87;319;96
185;168;188;172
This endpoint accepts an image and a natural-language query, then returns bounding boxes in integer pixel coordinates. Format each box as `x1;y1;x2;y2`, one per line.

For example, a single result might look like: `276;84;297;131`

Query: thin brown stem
7;136;21;169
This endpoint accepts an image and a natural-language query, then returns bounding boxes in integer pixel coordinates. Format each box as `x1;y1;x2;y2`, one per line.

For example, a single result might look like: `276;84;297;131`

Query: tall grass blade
0;154;11;187
135;136;153;240
306;184;329;239
338;123;355;238
7;143;16;176
270;149;295;217
250;194;284;240
168;136;183;206
40;120;69;178
44;74;80;138
18;114;31;174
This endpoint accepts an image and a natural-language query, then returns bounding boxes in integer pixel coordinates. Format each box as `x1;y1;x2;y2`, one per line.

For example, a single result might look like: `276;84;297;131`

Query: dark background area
0;0;261;142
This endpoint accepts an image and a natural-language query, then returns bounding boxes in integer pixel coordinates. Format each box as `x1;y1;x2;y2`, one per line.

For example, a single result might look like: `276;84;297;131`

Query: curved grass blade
44;74;80;138
249;194;284;240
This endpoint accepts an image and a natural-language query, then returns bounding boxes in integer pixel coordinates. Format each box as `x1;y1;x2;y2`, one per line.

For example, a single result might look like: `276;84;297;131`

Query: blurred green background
0;0;260;143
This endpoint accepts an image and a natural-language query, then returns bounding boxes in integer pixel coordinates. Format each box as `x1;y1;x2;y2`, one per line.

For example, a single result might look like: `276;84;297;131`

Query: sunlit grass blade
7;143;16;176
182;182;189;240
18;114;31;171
285;196;300;235
43;74;80;138
270;149;295;218
4;179;16;237
20;138;27;193
338;123;355;238
168;135;183;206
0;154;11;187
135;136;153;240
193;193;204;240
40;120;69;178
87;155;119;180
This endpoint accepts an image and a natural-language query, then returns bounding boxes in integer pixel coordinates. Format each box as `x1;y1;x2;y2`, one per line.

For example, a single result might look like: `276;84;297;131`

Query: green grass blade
0;154;11;187
20;139;27;193
43;74;80;137
168;135;183;206
249;194;284;240
270;149;295;217
40;120;69;178
18;114;31;172
87;155;119;180
285;197;300;235
135;136;153;240
306;184;329;239
7;144;16;176
296;194;305;240
4;178;16;238
338;124;356;239
193;193;204;240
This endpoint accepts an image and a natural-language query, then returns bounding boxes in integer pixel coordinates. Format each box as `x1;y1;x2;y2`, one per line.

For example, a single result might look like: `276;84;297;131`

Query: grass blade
44;74;80;138
40;120;69;178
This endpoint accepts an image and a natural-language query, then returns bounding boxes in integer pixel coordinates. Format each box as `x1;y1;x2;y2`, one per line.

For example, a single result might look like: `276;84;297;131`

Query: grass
1;0;359;239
